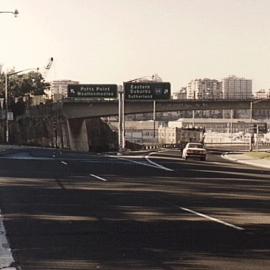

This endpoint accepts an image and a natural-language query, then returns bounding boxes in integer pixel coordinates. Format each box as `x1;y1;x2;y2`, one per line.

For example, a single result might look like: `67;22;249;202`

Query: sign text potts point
68;84;118;98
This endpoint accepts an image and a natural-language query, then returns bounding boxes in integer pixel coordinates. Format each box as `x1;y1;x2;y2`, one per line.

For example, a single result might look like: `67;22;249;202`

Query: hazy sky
1;0;270;92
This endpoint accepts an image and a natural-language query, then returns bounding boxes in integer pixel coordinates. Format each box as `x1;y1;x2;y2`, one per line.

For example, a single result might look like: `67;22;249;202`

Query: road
0;148;269;270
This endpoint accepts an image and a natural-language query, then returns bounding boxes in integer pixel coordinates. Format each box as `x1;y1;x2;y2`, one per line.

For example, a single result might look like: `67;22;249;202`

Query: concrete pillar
67;118;89;152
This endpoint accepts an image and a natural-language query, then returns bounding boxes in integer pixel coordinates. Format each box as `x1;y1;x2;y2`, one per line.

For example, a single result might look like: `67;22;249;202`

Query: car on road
182;142;207;161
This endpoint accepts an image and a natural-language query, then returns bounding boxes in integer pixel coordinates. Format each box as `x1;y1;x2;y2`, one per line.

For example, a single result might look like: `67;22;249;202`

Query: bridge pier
67;119;89;152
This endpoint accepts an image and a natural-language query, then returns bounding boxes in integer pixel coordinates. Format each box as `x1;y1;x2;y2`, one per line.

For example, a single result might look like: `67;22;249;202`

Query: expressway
0;148;269;270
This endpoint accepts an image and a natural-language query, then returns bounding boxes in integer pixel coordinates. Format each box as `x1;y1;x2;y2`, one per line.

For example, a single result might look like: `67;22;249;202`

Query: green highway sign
124;82;171;100
67;84;118;98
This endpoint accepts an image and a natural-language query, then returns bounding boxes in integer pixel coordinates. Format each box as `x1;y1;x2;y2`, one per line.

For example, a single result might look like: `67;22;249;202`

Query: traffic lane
2;148;267;230
1;173;267;270
148;149;270;178
61;150;265;183
0;157;71;179
62;155;176;179
47;151;270;232
0;150;169;180
149;148;240;163
0;151;269;269
142;152;270;231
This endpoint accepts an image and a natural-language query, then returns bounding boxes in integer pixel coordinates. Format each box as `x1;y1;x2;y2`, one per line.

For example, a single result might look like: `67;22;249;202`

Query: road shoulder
222;151;270;169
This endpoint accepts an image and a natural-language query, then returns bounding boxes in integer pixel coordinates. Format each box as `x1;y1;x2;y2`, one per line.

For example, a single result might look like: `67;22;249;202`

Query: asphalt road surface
0;148;269;270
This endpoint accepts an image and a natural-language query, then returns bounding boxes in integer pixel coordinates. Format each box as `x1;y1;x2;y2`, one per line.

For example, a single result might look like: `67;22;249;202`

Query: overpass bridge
25;98;270;152
60;98;270;119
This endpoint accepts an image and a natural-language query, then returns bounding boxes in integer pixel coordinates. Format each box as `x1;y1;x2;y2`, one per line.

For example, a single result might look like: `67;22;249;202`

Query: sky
1;0;270;93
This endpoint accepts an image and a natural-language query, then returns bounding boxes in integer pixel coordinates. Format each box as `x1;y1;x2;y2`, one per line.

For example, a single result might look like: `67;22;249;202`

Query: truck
175;127;205;150
158;127;205;150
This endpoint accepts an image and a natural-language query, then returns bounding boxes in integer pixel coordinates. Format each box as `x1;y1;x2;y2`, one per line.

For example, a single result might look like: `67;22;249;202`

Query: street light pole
0;9;19;17
1;9;19;143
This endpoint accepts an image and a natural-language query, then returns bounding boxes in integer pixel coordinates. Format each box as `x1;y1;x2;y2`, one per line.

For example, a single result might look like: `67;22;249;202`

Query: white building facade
255;89;270;99
173;87;187;99
222;76;252;100
187;79;223;100
50;80;79;101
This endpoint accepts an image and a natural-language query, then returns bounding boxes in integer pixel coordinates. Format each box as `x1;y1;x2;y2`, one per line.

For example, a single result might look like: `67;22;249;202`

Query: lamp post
0;9;19;17
1;9;19;143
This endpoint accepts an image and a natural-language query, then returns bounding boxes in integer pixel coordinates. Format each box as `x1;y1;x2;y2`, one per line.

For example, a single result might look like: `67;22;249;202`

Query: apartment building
50;80;79;101
187;79;223;99
222;76;252;100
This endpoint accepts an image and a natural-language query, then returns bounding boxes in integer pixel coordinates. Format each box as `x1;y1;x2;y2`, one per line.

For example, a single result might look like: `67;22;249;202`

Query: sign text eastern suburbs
124;82;171;100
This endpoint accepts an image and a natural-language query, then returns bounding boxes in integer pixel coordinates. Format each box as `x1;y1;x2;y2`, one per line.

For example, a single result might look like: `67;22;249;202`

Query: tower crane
37;57;53;79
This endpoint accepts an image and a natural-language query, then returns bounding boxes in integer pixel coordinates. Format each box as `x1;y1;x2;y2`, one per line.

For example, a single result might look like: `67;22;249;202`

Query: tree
0;70;50;98
0;70;50;118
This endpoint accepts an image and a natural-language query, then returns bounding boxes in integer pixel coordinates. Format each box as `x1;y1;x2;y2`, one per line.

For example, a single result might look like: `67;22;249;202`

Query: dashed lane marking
60;161;68;165
90;174;107;182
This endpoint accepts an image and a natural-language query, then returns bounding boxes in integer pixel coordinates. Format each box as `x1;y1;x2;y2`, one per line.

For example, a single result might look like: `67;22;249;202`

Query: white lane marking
106;155;145;158
61;161;68;165
109;153;174;171
180;207;245;231
110;156;160;169
90;174;107;182
0;210;15;269
145;152;174;172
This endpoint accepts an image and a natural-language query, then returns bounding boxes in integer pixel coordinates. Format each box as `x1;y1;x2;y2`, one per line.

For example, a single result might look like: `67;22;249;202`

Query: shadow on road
0;149;269;269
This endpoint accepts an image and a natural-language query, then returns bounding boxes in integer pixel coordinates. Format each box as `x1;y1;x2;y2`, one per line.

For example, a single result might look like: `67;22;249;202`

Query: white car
182;143;207;161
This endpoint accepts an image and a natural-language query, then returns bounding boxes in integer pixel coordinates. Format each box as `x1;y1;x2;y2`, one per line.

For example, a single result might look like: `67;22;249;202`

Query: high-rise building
222;76;252;100
186;79;222;99
49;80;79;101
